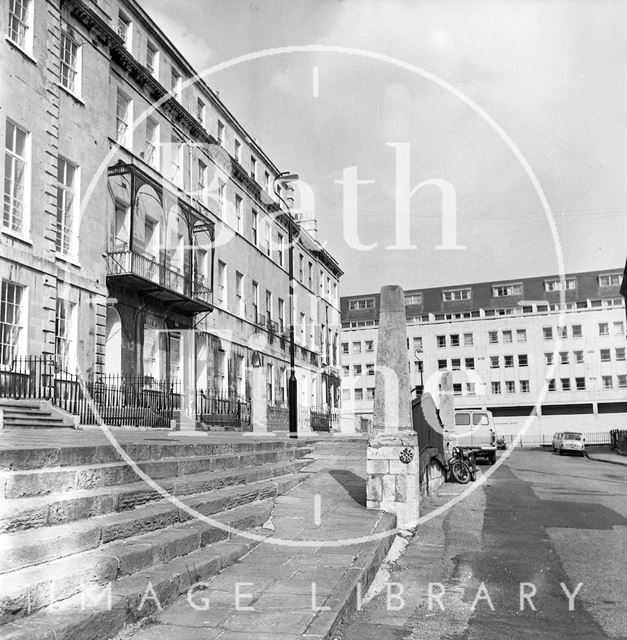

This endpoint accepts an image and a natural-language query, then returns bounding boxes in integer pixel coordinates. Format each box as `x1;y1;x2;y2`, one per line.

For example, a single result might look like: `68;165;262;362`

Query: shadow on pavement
328;469;367;507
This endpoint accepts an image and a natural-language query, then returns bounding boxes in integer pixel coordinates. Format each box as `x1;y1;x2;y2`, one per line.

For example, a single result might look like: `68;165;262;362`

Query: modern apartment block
340;269;626;437
0;0;342;430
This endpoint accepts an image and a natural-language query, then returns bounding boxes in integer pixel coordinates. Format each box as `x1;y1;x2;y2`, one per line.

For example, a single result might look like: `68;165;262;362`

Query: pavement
0;426;367;450
115;439;396;640
585;446;627;467
339;448;627;640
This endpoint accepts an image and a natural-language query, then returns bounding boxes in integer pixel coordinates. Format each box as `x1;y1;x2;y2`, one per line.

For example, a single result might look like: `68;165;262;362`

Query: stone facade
0;0;342;429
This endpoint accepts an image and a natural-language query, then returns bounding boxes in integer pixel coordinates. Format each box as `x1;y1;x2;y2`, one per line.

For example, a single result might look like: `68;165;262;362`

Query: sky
142;0;626;296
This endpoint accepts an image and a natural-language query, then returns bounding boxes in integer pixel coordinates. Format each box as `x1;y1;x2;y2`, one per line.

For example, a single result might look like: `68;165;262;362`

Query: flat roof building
340;269;626;439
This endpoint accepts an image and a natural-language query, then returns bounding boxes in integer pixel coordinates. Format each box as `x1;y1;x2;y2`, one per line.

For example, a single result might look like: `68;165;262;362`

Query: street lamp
274;171;300;438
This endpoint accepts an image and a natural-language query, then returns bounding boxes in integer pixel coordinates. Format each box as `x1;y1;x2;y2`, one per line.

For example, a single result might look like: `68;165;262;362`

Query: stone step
0;401;43;410
0;534;264;640
0;458;311;533
2;417;67;428
0;401;68;429
1;410;59;418
1;445;313;498
0;438;307;471
0;473;303;575
0;499;276;624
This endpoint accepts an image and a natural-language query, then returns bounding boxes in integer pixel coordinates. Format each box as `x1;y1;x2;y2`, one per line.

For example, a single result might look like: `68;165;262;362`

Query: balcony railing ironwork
106;250;213;311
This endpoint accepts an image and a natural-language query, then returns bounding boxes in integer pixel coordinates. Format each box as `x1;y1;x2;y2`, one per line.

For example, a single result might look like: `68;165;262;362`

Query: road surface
341;448;627;640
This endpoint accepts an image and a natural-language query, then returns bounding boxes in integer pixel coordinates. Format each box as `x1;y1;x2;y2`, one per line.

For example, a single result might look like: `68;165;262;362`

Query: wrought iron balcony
106;250;213;313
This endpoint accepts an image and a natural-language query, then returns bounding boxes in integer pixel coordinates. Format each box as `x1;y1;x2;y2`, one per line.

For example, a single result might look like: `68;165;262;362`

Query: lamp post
274;172;299;438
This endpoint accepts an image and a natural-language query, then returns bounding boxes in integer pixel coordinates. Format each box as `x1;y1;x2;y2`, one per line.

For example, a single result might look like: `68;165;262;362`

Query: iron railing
501;432;613;447
0;356;251;429
106;250;213;305
196;389;250;430
264;402;339;432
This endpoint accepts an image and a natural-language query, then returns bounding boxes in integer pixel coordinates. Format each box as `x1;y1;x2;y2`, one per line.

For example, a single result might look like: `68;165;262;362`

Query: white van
449;409;497;464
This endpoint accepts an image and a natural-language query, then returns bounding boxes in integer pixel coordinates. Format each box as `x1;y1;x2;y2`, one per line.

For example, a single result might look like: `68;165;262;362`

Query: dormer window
146;42;159;77
217;120;225;146
404;293;423;306
117;12;132;51
170;68;182;102
196;98;205;125
442;288;471;301
598;273;621;287
544;278;576;292
348;298;375;310
492;283;522;297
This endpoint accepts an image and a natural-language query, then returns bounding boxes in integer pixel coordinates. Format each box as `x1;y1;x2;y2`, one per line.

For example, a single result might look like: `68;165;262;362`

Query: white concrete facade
341;270;626;439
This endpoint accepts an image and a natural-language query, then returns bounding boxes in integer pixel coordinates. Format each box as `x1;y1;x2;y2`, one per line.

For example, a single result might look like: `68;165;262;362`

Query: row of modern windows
343;381;529;399
341;323;627;357
342;347;627;378
545;377;627;391
431;322;625;348
346;274;623;311
541;322;624;340
342;321;625;353
342;297;626;328
344;376;627;402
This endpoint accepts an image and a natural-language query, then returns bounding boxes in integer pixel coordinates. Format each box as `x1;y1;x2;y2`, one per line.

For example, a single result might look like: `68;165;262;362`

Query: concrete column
366;285;419;529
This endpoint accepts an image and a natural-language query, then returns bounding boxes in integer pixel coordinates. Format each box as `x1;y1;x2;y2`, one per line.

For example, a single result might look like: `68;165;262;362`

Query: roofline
340;268;624;301
123;0;281;176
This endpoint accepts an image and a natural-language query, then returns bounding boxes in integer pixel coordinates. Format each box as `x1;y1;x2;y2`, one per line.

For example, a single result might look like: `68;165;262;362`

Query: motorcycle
448;446;478;484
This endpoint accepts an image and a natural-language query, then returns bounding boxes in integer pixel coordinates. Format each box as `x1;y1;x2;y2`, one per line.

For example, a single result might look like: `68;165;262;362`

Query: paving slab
121;439;396;640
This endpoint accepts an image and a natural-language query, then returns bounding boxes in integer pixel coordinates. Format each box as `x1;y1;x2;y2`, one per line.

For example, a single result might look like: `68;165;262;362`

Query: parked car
448;409;497;464
557;431;586;456
552;432;563;452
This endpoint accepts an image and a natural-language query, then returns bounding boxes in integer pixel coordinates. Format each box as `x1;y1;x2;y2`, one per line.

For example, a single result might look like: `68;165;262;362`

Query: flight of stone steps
0;400;73;429
0;437;313;639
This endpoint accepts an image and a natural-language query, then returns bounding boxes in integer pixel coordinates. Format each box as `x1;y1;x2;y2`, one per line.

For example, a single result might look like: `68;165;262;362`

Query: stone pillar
250;365;268;433
366;285;419;529
174;330;196;432
248;334;269;434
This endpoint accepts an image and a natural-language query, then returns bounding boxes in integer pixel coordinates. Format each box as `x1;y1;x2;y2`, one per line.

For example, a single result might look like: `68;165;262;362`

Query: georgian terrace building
340;269;626;439
1;0;342;430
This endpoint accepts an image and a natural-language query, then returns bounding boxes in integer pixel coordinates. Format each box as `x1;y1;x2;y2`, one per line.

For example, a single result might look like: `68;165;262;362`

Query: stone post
366;285;419;529
174;330;196;432
248;334;269;434
250;365;268;433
